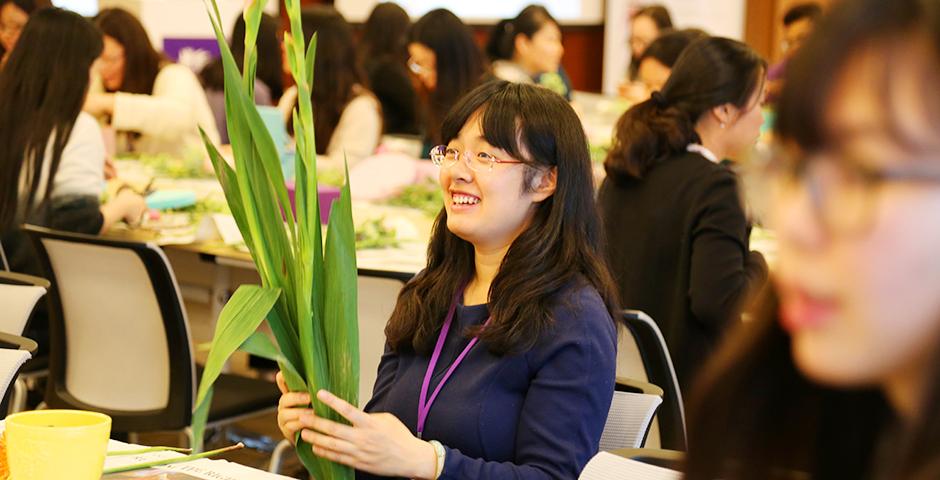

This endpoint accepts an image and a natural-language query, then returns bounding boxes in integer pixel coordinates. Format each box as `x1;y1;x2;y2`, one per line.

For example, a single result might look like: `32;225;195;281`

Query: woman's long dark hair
94;8;163;95
634;5;673;30
385;81;620;355
605;37;765;181
200;12;283;102
485;5;558;62
636;28;708;70
685;0;940;478
410;9;486;146
293;6;368;153
0;0;51;59
0;8;103;228
358;2;410;64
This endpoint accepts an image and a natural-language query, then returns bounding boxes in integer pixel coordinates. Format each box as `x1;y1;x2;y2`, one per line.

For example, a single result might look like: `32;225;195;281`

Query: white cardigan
34;112;106;200
19;111;105;220
277;85;382;169
107;63;221;157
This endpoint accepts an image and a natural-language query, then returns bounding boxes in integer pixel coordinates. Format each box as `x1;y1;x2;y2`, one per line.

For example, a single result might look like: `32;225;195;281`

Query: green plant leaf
239;331;280;361
191;284;280;451
323;160;359;407
304;33;317;92
199;0;358;477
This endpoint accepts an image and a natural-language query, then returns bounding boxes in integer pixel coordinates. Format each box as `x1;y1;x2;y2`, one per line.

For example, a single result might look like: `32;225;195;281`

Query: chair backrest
599;379;664;451
0;332;37;417
617;310;686;450
0;272;49;335
357;269;410;407
24;225;196;432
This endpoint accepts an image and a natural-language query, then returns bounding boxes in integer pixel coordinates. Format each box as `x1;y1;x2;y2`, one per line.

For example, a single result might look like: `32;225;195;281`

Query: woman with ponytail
599;36;769;392
485;5;566;97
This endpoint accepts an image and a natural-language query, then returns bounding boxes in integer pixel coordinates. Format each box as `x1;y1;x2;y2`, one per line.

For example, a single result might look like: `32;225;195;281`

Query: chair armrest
0;271;50;289
0;333;38;355
616;376;665;397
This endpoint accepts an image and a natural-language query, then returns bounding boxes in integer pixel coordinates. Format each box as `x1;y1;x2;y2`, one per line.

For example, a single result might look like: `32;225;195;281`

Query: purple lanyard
416;293;489;439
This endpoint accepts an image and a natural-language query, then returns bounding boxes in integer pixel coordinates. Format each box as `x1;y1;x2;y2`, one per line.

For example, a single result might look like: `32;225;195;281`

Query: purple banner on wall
163;37;220;73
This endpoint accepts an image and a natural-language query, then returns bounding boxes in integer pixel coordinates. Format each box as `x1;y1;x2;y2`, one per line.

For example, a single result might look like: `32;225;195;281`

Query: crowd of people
2;0;940;478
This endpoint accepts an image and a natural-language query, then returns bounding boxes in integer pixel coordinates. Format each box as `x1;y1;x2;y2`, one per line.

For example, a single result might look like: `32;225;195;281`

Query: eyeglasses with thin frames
763;145;940;235
430;145;524;173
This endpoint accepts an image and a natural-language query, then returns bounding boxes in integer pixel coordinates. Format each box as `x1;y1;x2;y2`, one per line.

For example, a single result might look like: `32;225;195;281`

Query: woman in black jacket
599;36;768;391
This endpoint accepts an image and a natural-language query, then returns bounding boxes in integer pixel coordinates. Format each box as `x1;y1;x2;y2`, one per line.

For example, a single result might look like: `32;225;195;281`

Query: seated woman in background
628;5;673;78
277;81;618;479
84;8;220;158
487;6;565;96
599;37;768;392
633;28;708;99
0;8;145;297
0;0;49;66
278;6;381;169
200;12;283;144
685;0;940;477
0;7;146;244
358;2;419;136
408;8;487;149
620;4;673;100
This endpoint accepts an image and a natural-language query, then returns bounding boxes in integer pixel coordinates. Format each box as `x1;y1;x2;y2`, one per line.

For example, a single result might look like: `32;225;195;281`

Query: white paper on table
579;451;682;480
104;440;293;479
194;214;244;246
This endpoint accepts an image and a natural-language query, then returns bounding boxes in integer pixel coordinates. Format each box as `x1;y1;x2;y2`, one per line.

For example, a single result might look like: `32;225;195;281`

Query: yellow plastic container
5;410;112;480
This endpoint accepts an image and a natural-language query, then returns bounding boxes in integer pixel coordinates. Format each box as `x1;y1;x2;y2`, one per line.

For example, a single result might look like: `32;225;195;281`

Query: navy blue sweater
359;284;617;480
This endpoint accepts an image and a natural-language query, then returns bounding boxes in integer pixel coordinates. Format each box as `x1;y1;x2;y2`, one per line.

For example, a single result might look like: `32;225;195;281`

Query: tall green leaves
193;1;359;478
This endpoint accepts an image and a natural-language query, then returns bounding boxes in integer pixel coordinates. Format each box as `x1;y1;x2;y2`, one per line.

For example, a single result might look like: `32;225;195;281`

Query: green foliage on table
191;1;359;479
355;217;399;250
119;152;213;179
387;179;444;218
316;166;346;187
166;196;229;214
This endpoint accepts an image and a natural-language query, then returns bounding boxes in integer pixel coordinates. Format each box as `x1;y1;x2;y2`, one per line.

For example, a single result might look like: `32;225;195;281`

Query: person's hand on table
275;371;439;479
113;187;148;226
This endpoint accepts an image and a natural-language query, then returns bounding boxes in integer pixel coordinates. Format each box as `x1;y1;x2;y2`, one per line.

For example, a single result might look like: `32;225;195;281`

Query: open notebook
580;451;682;480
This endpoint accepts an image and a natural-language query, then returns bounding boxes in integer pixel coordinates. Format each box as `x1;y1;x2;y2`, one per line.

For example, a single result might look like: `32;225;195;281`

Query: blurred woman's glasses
763;146;940;234
430;145;523;173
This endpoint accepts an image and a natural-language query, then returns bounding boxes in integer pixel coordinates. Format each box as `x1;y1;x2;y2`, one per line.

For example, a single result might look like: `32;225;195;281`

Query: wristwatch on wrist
428;440;446;479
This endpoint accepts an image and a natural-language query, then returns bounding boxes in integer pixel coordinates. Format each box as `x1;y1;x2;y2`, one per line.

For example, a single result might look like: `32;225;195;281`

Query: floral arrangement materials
190;1;359;479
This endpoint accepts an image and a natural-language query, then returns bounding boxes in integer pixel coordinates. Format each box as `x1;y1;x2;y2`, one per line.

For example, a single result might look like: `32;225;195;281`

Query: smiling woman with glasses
276;80;620;479
685;0;940;478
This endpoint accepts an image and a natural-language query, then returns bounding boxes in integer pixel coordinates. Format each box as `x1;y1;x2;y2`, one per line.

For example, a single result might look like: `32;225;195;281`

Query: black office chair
25;225;280;444
618;310;687;451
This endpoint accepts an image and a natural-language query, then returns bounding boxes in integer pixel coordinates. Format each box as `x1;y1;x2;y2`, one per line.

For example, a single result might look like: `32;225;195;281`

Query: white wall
334;0;604;25
52;0;98;16
602;0;746;95
98;0;279;50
